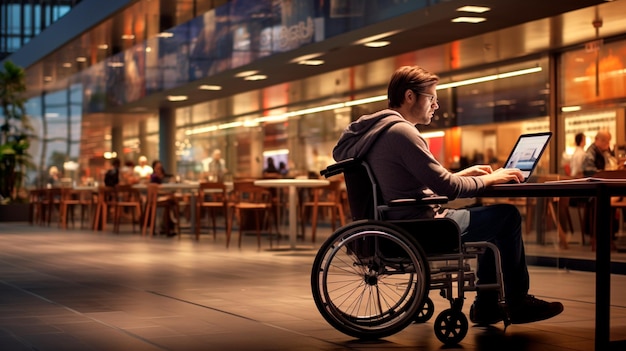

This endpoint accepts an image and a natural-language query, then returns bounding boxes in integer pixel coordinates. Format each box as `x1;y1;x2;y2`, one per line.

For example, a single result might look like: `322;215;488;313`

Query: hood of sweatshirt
333;109;410;161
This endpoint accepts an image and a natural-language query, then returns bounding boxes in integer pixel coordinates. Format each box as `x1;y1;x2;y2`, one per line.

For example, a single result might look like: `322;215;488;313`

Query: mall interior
1;0;626;350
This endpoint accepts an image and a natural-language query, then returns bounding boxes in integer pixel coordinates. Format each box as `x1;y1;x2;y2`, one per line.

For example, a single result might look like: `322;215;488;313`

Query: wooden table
254;179;329;249
481;180;626;351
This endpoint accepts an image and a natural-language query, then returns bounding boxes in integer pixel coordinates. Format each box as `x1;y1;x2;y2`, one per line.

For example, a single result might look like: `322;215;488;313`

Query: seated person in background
46;166;61;187
263;156;280;177
149;160;177;235
104;158;121;187
582;130;614;177
149;160;171;184
332;65;563;326
133;156;153;181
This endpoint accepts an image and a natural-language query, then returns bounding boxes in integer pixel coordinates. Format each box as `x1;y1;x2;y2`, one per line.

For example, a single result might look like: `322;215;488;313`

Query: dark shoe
469;300;504;325
508;295;564;324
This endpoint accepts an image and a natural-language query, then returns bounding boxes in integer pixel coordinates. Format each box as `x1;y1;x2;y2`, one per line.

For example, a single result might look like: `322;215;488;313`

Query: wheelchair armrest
320;158;359;178
388;196;449;207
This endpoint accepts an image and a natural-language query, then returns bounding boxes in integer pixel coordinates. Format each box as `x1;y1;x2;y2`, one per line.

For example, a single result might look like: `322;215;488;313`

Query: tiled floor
1;221;625;351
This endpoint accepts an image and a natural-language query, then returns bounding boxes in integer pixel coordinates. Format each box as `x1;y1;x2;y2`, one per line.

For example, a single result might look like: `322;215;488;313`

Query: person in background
104;158;121;187
46;166;61;187
278;161;289;176
203;149;227;182
582;130;613;177
569;132;587;177
150;160;170;184
332;65;563;326
133;156;153;181
149;160;177;236
121;160;139;185
263;156;280;177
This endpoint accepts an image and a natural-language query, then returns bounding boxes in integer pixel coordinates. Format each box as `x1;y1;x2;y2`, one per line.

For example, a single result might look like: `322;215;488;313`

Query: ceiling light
451;17;486;23
97;44;108;50
353;30;400;45
290;53;323;63
145;47;152;53
76;57;87;62
44;76;52;82
561;106;582;112
436;67;542;89
364;41;390;48
244;74;267;81
235;70;259;78
107;62;124;68
167;95;188;102
121;34;135;40
199;84;223;90
62;63;72;68
157;32;174;38
456;6;490;13
298;60;324;66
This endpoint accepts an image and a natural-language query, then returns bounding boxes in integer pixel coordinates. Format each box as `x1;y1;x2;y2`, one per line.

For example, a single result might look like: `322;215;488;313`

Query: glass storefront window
560;39;626;106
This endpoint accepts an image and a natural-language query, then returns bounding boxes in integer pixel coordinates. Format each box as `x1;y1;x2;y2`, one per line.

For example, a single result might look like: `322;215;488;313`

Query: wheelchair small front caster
433;308;468;345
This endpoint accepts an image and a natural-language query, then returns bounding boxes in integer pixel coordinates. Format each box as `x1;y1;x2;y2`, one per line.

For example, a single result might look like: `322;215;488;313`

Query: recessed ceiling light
353;30;400;45
298;60;324;66
157;32;174;38
235;70;259;78
107;62;124;68
76;57;87;62
167;95;188;102
62;62;72;68
244;74;267;81
451;17;486;23
364;41;390;48
198;85;223;90
97;44;108;50
290;53;323;63
456;6;490;13
121;34;135;40
44;76;52;82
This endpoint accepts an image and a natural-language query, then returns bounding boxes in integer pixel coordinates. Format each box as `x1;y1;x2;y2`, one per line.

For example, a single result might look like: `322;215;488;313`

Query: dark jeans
460;204;529;302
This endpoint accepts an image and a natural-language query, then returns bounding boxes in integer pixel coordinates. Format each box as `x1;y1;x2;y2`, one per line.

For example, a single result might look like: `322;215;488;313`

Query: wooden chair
93;186;115;231
142;183;181;237
299;179;346;243
229;180;278;249
28;188;44;225
196;181;229;241
59;187;81;229
111;184;143;233
41;187;61;226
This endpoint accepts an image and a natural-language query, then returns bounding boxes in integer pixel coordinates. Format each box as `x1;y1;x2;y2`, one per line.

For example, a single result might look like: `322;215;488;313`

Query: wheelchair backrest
320;158;383;221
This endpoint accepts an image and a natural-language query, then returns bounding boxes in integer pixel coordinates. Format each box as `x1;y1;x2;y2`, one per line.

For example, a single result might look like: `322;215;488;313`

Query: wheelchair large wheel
311;220;430;340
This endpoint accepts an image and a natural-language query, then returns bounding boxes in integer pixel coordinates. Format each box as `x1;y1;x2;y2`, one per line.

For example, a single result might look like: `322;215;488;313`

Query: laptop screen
503;132;552;182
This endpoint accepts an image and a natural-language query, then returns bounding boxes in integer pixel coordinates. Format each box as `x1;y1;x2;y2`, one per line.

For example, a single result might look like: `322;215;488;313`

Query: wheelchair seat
311;158;506;345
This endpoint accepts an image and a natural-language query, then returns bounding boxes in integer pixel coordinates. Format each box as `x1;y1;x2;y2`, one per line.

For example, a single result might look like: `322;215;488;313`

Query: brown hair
387;66;439;108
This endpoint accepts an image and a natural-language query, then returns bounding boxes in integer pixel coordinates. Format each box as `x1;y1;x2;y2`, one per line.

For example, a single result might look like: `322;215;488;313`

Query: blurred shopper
569;132;586;177
104;158;121;187
133;155;153;181
582;130;614;176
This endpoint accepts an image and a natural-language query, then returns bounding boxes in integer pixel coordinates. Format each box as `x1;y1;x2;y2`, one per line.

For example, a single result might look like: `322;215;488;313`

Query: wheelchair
310;158;507;345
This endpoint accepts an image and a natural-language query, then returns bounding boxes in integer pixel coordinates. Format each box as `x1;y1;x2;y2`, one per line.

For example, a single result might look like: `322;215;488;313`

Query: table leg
595;185;610;350
289;185;297;249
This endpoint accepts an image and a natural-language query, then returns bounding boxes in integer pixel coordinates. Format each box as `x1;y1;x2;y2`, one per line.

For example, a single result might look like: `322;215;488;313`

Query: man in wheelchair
332;65;563;326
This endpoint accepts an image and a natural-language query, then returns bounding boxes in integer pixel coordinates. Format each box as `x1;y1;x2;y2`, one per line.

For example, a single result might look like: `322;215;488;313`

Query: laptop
503;131;552;183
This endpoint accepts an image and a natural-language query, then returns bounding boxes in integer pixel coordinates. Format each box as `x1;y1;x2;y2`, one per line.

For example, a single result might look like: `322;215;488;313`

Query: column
159;107;177;174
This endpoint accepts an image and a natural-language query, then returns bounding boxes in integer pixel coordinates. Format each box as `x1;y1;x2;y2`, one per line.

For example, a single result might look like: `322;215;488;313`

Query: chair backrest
321;158;381;221
232;180;271;204
198;181;228;203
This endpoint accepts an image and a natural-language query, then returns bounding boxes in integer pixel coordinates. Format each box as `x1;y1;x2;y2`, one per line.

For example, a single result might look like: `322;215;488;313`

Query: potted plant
0;60;34;220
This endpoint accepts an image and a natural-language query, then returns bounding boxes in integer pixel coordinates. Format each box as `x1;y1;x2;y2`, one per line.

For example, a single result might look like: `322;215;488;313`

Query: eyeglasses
417;92;438;104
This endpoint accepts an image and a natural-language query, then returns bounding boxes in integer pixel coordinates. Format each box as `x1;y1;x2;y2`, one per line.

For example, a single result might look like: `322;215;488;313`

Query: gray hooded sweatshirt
333;109;485;219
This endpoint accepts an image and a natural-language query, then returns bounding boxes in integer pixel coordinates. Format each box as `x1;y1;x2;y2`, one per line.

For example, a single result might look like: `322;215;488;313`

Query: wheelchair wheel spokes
311;221;429;339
